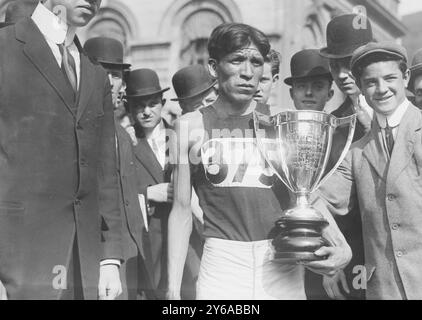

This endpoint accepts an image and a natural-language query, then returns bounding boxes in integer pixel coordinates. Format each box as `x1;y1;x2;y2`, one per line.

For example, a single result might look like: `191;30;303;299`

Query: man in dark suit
125;69;173;299
0;0;123;300
83;35;151;300
83;36;133;129
115;122;153;300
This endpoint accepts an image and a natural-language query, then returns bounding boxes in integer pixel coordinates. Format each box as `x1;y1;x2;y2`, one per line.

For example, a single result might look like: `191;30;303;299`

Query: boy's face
254;63;278;104
359;60;409;117
290;77;334;111
130;94;164;130
209;43;264;105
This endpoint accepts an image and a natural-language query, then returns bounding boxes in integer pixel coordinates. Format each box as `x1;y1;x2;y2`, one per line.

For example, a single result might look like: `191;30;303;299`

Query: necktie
58;43;77;93
385;120;395;156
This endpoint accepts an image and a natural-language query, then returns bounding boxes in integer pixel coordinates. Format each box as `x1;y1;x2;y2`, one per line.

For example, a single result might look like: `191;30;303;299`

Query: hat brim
170;80;217;101
99;60;131;70
410;63;422;73
284;73;333;86
351;49;406;73
319;47;353;59
125;87;170;99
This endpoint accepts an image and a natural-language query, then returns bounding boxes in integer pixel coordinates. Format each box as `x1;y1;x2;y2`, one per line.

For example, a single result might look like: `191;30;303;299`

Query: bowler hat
320;14;373;59
83;37;131;69
409;49;422;92
125;69;170;98
171;65;217;101
0;1;36;28
284;49;332;86
350;42;408;78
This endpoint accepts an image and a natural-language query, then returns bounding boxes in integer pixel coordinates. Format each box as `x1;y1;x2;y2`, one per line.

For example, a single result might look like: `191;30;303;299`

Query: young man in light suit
317;42;422;300
0;0;123;300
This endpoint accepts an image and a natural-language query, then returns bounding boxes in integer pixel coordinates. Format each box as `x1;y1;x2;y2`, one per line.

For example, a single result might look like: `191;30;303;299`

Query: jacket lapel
363;120;388;180
387;104;422;185
75;37;95;121
16;18;76;116
133;138;164;184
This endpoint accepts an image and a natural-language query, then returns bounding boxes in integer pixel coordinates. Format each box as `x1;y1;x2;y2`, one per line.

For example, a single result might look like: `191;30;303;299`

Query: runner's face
212;43;264;105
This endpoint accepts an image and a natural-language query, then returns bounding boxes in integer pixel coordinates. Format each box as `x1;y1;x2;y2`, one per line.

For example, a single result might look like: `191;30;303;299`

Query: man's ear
289;88;294;100
162;98;167;106
208;59;218;78
403;68;411;87
272;74;280;83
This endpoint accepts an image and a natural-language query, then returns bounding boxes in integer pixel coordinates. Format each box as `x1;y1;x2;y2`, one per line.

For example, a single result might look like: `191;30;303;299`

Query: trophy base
272;215;330;264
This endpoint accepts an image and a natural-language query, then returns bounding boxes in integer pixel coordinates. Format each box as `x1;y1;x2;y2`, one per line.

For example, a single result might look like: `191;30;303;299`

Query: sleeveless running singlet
193;104;289;242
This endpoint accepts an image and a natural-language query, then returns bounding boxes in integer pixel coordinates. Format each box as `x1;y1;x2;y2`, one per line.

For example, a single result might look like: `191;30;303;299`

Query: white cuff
100;259;121;267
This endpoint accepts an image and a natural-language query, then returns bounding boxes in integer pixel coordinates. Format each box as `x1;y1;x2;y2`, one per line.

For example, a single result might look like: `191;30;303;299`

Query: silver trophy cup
253;110;356;262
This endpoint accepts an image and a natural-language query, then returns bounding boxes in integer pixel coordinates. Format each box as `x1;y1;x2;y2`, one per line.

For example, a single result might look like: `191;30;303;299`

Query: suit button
76;123;83;130
392;224;399;230
396;251;403;258
75;199;81;206
80;159;88;167
125;200;129;207
387;194;396;201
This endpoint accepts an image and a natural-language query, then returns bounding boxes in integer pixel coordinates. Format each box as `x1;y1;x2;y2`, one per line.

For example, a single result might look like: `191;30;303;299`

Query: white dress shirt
376;99;409;159
147;120;167;170
376;99;409;140
31;2;80;89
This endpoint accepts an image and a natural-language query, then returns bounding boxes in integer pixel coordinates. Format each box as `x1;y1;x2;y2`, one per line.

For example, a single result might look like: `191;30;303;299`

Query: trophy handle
253;111;296;193
312;114;357;192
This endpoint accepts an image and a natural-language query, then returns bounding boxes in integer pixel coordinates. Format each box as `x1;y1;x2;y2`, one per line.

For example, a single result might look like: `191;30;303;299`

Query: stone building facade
0;0;407;111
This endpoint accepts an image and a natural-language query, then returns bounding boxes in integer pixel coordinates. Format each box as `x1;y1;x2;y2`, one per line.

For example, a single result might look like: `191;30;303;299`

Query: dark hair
352;53;408;85
208;23;270;61
264;49;281;76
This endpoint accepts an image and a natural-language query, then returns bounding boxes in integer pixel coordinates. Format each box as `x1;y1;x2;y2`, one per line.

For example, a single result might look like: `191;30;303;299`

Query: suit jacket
0;19;122;299
132;123;172;298
320;103;422;300
115;124;159;299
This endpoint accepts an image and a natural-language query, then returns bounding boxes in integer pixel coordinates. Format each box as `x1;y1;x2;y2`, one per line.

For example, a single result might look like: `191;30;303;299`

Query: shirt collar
376;99;409;129
148;120;166;141
31;2;76;46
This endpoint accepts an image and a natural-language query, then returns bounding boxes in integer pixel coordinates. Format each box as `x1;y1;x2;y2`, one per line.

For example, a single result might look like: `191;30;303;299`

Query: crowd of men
1;0;422;300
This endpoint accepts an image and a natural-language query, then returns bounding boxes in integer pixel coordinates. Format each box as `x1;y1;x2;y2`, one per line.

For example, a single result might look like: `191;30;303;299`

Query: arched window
0;0;13;21
87;18;127;46
302;13;325;49
179;10;225;67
